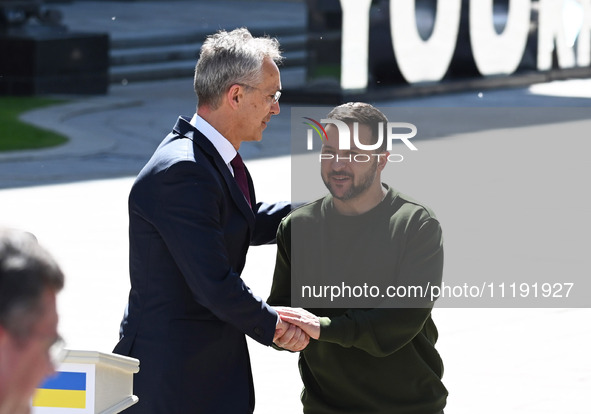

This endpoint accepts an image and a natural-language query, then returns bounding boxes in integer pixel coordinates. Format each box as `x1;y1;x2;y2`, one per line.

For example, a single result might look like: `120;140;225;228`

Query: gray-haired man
113;28;306;413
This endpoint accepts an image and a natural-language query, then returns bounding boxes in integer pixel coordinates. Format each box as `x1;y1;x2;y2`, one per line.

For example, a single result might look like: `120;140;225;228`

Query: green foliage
0;97;68;152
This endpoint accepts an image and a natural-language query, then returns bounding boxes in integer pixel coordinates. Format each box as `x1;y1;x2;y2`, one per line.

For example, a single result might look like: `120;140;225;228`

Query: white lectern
32;350;140;414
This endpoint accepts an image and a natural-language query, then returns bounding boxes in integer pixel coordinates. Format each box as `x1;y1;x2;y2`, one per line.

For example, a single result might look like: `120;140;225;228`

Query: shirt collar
190;113;237;169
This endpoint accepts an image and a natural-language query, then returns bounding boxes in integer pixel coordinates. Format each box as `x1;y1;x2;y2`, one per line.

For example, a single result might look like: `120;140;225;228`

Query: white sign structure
470;0;531;75
390;0;462;84
338;0;591;90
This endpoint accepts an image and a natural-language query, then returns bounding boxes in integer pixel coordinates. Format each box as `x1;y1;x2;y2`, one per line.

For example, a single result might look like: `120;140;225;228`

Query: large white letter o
470;0;531;75
390;0;462;83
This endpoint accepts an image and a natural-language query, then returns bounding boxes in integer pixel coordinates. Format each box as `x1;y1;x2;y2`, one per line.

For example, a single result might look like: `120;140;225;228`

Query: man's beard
323;160;378;201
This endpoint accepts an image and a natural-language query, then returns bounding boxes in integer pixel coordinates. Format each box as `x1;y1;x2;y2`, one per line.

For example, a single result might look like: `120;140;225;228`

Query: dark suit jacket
113;116;291;413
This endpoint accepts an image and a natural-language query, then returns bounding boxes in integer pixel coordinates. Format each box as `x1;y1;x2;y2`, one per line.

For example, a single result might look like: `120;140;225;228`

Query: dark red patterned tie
230;153;251;207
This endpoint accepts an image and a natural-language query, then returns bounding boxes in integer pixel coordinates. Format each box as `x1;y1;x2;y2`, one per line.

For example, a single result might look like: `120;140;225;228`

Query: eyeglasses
237;83;281;104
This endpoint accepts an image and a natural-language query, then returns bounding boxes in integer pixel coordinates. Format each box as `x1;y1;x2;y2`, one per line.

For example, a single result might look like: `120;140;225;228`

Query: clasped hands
272;307;320;352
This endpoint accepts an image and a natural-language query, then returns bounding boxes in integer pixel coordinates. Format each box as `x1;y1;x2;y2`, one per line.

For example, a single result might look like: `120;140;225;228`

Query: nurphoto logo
303;117;419;163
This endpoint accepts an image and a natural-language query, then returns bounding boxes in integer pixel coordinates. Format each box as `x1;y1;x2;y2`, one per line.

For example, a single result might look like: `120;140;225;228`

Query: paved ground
2;1;591;413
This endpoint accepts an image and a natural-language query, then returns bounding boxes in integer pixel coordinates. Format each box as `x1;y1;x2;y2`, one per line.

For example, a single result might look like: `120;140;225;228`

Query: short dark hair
0;228;64;339
326;102;389;152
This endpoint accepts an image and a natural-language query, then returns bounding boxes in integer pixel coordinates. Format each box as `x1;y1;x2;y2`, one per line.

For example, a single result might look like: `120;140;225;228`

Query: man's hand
274;318;309;351
275;307;321;340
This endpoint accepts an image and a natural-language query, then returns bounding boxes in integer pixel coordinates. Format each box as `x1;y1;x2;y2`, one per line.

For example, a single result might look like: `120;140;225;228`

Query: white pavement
1;78;591;413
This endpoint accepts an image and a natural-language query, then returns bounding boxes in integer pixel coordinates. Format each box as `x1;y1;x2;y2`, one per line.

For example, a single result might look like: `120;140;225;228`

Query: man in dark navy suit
113;28;308;414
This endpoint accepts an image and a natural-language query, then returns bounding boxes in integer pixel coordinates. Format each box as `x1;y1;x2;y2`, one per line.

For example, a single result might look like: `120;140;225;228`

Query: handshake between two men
272;307;320;351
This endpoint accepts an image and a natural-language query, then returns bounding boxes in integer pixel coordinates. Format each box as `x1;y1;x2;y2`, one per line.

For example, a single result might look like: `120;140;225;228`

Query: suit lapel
172;117;256;229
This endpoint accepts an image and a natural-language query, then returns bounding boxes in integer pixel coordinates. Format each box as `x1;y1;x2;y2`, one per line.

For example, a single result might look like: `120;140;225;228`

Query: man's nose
270;101;280;115
331;156;347;170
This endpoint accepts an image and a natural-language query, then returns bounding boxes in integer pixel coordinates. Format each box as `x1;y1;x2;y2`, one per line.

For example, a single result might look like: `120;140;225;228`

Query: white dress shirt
190;113;238;176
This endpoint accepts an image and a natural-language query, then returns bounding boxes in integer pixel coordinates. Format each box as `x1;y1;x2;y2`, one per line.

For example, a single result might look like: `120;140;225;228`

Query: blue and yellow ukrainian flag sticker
33;372;86;409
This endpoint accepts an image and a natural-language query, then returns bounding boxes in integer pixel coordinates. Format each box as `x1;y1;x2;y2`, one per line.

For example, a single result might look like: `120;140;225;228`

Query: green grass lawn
0;96;69;152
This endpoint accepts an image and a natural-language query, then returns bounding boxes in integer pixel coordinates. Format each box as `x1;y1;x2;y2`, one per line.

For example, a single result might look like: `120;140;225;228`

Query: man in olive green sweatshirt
269;102;447;414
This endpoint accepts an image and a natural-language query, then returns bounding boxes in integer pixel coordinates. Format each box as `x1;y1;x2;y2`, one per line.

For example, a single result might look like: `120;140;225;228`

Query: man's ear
377;151;389;172
226;84;243;109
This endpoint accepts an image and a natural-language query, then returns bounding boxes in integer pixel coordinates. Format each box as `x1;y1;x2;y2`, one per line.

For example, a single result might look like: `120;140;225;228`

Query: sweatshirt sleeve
317;308;433;357
267;217;294;351
317;216;443;357
268;216;292;307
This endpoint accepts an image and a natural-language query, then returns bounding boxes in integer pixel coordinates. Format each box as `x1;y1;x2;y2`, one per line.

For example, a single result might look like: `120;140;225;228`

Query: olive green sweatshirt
268;185;447;414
